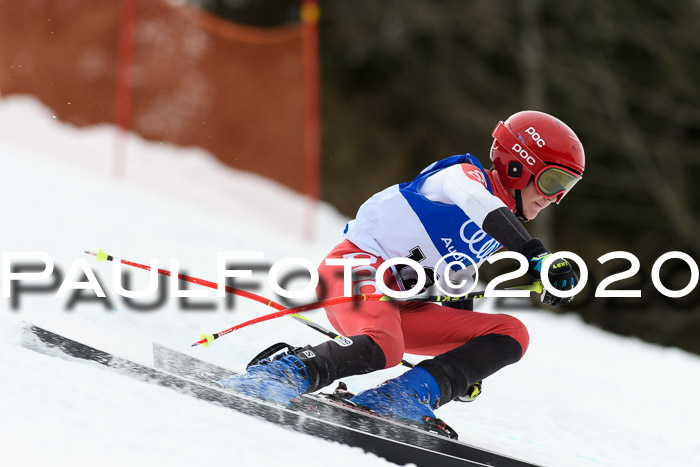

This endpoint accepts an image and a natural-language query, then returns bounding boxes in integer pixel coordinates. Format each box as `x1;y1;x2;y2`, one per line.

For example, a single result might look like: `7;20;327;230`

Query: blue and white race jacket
344;154;509;291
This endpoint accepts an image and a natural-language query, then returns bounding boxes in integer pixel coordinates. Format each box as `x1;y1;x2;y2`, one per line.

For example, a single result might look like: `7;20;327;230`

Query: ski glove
516;238;577;307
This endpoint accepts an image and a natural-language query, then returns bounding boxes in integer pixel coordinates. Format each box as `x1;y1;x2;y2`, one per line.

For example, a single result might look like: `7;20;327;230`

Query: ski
152;343;540;467
154;343;464;440
20;324;539;467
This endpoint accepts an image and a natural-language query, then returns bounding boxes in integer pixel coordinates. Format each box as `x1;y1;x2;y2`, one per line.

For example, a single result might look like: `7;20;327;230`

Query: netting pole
113;0;137;179
301;0;321;241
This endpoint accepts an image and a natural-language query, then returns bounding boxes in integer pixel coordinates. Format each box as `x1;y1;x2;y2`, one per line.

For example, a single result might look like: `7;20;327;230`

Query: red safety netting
0;0;317;197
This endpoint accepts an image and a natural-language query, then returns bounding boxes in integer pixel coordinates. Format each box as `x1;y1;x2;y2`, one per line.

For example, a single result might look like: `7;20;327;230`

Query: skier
220;110;584;428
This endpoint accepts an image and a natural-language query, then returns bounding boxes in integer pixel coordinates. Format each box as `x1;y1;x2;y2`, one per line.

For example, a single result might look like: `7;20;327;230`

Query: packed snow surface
1;96;699;467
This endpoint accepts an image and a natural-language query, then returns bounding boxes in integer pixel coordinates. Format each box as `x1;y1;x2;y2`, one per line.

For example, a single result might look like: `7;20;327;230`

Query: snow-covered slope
1;95;699;467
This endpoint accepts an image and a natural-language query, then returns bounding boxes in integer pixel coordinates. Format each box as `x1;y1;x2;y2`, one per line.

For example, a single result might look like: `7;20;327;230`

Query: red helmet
490;110;585;203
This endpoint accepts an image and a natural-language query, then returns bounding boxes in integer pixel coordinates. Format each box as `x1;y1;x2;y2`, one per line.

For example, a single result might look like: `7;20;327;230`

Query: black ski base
21;324;541;467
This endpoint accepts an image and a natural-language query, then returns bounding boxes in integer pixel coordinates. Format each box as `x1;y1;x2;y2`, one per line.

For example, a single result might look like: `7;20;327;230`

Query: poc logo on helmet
511;143;536;166
525;126;546;147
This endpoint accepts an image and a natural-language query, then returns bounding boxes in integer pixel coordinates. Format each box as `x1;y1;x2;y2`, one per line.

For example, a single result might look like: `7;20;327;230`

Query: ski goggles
534;165;582;203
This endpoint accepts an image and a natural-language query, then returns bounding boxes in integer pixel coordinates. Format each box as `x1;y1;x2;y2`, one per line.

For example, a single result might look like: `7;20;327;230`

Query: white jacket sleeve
419;164;507;227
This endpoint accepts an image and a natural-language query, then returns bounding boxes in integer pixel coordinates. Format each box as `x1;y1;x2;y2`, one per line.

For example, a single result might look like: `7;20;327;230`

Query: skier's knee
381;347;405;368
495;314;529;358
364;331;404;368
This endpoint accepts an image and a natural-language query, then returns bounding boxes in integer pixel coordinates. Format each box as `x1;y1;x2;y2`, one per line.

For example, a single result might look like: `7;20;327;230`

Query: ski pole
289;313;344;340
85;248;405;329
84;250;542;347
87;248;541;309
87;248;400;315
192;281;544;347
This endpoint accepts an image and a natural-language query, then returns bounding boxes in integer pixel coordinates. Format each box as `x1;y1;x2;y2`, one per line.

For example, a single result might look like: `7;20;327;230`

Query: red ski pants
316;240;529;368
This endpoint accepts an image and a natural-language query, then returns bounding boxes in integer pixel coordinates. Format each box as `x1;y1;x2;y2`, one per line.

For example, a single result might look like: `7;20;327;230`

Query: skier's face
518;181;554;220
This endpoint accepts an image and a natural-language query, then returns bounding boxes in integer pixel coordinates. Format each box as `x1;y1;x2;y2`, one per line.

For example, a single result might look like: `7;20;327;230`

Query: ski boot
347;367;458;438
218;343;322;405
348;367;440;420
